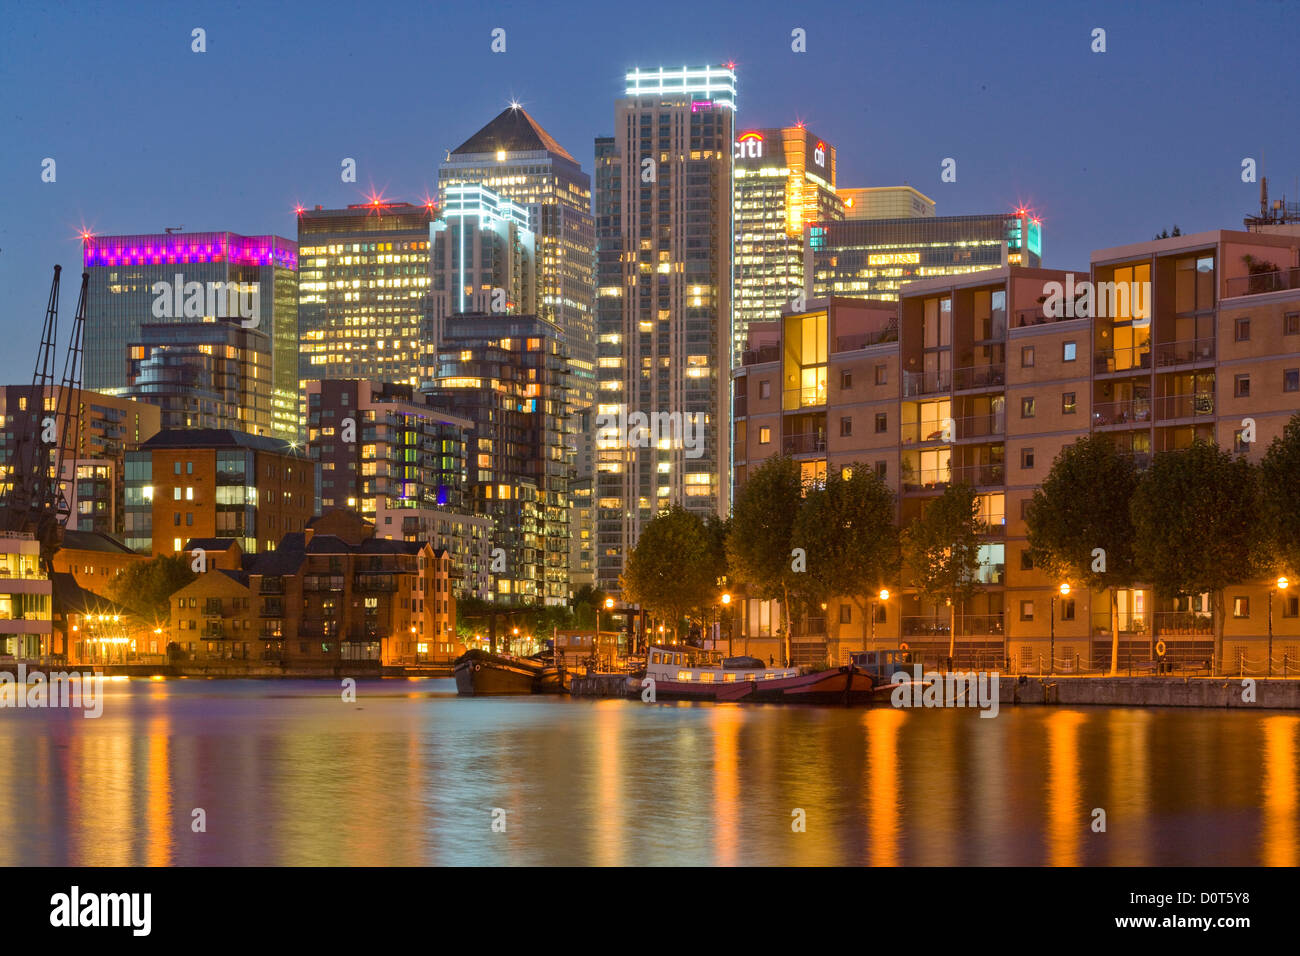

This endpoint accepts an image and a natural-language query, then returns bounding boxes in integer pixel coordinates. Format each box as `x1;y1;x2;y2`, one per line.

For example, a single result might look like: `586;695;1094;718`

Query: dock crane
0;265;87;570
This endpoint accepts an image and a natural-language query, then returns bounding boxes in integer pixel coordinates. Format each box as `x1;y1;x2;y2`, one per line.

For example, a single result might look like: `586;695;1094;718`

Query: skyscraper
296;202;436;388
594;65;736;593
82;232;299;441
440;106;596;593
733;125;843;362
430;184;536;338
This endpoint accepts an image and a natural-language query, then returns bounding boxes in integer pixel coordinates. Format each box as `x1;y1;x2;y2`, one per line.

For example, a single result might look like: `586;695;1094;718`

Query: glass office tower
296;202;436;388
594;65;736;593
733;125;844;363
83;232;298;440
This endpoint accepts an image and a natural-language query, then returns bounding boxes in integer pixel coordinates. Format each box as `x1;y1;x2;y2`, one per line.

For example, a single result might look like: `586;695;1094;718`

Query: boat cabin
644;645;798;684
848;648;913;682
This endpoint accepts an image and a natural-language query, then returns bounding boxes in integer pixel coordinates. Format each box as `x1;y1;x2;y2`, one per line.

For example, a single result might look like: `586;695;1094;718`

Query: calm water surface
1;679;1296;866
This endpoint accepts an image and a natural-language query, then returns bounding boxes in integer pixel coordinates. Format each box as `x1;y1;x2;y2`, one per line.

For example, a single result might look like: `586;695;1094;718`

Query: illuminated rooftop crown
624;65;736;110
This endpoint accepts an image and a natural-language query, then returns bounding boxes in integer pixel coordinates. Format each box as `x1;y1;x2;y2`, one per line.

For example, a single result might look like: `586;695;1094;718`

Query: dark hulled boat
453;649;569;695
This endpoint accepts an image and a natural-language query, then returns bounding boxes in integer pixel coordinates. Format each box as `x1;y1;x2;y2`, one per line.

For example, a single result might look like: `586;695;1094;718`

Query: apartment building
732;229;1300;673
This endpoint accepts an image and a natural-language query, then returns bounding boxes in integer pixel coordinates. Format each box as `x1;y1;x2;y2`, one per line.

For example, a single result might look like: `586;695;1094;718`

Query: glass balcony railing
784;385;827;408
1224;267;1300;298
902;369;950;397
952;364;1005;391
1153;337;1215;367
1092;400;1151;426
1094;346;1151;374
1154;392;1214;420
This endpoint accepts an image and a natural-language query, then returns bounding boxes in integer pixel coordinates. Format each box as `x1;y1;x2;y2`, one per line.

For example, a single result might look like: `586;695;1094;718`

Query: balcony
260;601;284;618
1153;337;1215;368
901;462;1004;492
950;463;1005;487
784;385;827;408
834;326;898;352
741;345;779;366
1092;399;1151;427
952;364;1005;392
1094;346;1151;375
1152;611;1213;638
202;625;225;639
899;412;1005;445
789;616;827;638
354;572;399;592
258;578;285;595
1154;392;1214;421
902;369;951;397
1224;266;1300;298
303;575;345;591
901;615;1005;638
783;433;827;456
1013;307;1061;328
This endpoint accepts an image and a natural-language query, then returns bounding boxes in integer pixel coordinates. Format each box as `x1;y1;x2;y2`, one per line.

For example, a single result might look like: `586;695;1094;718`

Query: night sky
2;0;1296;383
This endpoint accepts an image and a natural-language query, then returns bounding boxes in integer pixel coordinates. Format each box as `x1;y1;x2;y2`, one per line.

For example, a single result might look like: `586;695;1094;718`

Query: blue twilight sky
1;0;1296;383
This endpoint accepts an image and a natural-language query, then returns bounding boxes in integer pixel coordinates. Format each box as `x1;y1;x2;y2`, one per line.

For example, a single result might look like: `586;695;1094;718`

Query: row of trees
622;412;1300;671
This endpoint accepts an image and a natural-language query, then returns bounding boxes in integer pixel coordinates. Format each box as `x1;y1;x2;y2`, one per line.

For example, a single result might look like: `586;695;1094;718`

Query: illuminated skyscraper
82;232;299;440
840;186;936;220
440;107;596;593
733;125;843;362
430;184;536;337
296;202;436;389
594;65;736;592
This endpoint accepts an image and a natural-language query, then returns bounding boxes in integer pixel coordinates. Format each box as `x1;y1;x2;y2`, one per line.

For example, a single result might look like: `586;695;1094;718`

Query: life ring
474;663;482;671
899;642;909;651
1155;640;1167;657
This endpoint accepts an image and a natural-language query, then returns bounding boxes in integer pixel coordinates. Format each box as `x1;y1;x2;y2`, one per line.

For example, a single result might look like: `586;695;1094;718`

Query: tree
901;483;985;663
793;463;900;647
1257;412;1300;576
1027;435;1139;674
107;553;196;624
1130;441;1261;670
622;506;721;642
727;456;805;664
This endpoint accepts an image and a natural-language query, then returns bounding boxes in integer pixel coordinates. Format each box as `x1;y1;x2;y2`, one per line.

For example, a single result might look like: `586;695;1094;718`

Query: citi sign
734;132;763;159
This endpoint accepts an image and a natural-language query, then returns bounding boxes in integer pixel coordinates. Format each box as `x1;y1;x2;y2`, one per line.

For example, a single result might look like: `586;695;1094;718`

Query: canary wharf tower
594;66;736;592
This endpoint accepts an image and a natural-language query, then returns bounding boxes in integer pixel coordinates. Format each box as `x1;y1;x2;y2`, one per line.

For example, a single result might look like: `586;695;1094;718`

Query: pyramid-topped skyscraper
439;106;597;591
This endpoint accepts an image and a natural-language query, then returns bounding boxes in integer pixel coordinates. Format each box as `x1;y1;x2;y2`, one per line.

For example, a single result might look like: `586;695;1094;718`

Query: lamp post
1050;582;1070;675
870;588;890;651
1269;576;1289;678
721;592;732;657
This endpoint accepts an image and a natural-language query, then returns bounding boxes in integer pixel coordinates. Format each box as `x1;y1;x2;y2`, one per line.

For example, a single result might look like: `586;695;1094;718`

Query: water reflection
0;680;1296;866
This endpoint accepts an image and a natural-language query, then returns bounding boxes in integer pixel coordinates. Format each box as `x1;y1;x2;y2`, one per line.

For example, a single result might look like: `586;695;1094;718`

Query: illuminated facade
807;212;1043;301
296;203;435;390
440;107;596;596
840;186;936;220
127;320;273;435
734;126;843;362
595;65;736;592
426;314;571;606
430;184;536;332
83;232;298;441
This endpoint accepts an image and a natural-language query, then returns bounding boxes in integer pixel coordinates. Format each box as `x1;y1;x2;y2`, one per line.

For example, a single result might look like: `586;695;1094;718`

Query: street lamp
870;588;890;650
721;592;732;656
1269;576;1289;678
1050;582;1070;675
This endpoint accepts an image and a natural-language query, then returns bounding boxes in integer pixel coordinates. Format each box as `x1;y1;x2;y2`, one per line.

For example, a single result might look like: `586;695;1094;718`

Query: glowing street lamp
1269;576;1290;678
870;588;891;650
1050;583;1071;675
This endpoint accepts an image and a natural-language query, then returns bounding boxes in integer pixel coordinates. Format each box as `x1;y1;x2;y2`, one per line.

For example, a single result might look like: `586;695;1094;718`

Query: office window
840;416;852;437
1062;392;1077;414
759;426;770;444
1021;447;1035;469
173;487;181;500
759;381;771;399
1063;341;1077;362
841;370;852;390
875;412;887;433
875;364;887;385
1020;600;1034;621
1285;312;1300;336
1234;374;1250;398
1285;368;1299;392
1021;346;1035;368
1235;317;1251;342
1021;397;1036;418
1233;596;1250;618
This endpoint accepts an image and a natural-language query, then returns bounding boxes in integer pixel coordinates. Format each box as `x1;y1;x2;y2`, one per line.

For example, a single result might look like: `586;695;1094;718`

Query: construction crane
0;265;87;570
